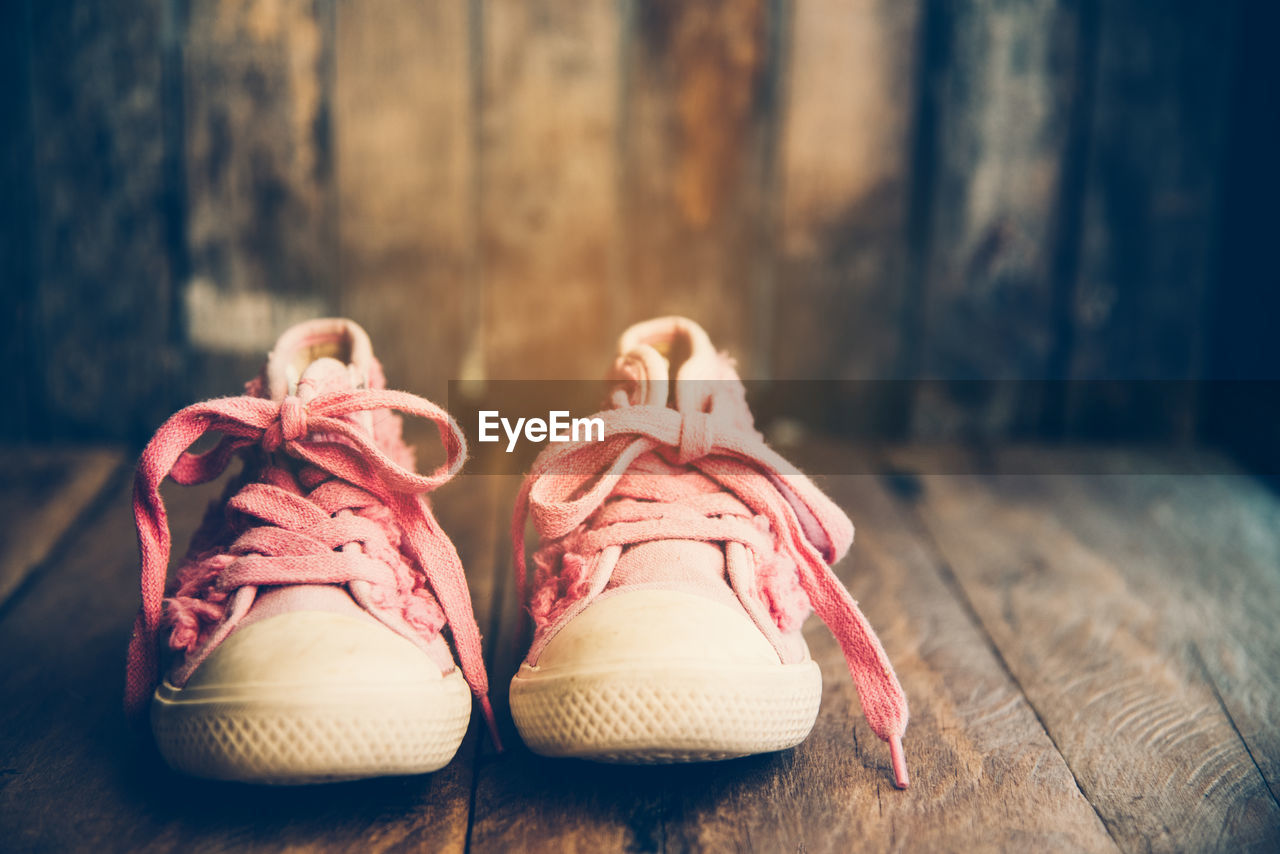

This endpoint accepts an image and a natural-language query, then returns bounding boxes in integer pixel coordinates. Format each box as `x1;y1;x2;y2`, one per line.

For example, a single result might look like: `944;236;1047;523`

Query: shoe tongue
295;356;360;403
609;317;756;437
605;319;745;596
261;318;376;401
248;357;370;624
609;317;723;410
293;356;374;437
604;539;743;610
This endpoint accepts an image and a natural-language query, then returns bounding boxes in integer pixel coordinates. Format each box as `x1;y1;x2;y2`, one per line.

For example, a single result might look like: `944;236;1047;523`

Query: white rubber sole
509;660;822;763
508;590;822;763
150;611;472;784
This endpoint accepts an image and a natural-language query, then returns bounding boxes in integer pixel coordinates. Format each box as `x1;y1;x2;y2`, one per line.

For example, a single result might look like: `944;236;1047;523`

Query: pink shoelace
125;389;498;743
513;400;911;788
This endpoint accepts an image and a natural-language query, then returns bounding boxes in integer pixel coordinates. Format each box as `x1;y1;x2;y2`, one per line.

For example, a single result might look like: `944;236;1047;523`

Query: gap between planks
883;444;1280;852
873;445;1121;850
0;447;124;613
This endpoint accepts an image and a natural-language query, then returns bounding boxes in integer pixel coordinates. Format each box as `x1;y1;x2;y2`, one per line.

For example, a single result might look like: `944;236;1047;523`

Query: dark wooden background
3;0;1275;458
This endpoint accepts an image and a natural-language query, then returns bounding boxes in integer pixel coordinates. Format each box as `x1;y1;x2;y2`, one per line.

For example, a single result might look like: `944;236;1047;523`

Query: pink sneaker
508;317;909;787
125;319;495;783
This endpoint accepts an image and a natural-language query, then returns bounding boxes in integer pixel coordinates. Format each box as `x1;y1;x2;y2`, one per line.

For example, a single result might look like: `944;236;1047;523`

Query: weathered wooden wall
2;0;1253;444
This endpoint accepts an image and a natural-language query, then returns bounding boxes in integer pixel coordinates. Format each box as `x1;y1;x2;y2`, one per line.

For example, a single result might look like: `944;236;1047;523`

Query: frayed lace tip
889;735;909;789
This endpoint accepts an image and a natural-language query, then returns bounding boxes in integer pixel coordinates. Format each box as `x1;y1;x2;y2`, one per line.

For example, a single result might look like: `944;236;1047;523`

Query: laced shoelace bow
512;400;910;788
125;389;499;745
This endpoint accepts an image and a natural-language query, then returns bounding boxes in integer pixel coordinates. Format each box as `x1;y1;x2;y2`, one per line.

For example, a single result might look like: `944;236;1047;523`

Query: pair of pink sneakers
126;317;909;788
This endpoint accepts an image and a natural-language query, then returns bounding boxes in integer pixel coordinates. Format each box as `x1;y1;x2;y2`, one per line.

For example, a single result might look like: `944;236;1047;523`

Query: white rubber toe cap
175;610;449;700
532;589;784;671
512;590;821;763
152;611;472;783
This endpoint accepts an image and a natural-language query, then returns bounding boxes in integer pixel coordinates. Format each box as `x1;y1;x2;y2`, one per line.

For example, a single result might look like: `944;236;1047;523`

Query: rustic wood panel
909;0;1085;437
468;749;652;852
0;459;501;854
991;447;1280;802
1066;0;1236;438
620;0;774;372
890;446;1280;850
7;0;1261;446
0;448;121;610
478;0;620;380
660;445;1117;852
775;0;920;386
334;0;475;400
29;0;177;439
182;0;338;396
0;0;37;439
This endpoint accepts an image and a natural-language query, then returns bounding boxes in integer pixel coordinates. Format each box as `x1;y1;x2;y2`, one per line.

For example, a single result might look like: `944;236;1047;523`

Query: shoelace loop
513;403;910;788
126;388;500;746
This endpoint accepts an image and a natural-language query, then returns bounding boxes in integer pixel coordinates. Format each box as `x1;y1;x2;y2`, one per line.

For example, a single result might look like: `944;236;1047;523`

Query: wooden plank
182;0;338;398
468;444;1116;851
988;447;1280;802
662;444;1118;852
775;0;921;386
469;470;657;853
0;456;501;852
619;0;775;372
29;0;177;439
468;738;650;852
889;446;1280;850
1067;1;1236;439
0;0;36;439
909;0;1085;437
334;0;475;401
478;0;620;380
0;448;121;610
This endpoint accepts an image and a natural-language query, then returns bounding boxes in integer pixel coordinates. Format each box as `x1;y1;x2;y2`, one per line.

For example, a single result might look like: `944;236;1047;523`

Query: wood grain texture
0;458;500;854
0;448;121;610
469;751;650;853
1067;0;1236;439
989;447;1280;805
775;0;920;384
182;0;337;382
909;0;1084;437
478;0;620;380
660;444;1117;852
334;0;475;400
29;0;177;439
620;0;774;372
5;1;1256;447
889;446;1280;851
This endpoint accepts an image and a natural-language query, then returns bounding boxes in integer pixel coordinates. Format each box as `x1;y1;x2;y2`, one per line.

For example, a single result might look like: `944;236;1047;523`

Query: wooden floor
1;441;1278;852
